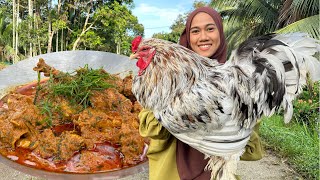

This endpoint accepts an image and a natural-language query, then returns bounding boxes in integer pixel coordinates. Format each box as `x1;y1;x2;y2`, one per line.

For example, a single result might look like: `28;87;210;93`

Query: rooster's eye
141;47;149;52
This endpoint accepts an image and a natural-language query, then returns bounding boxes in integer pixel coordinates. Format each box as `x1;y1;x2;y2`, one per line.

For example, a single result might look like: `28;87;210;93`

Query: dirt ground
0;149;303;180
236;149;303;180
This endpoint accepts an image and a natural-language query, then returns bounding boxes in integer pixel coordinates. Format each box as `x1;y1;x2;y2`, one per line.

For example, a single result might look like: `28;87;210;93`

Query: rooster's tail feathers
271;33;320;123
272;33;320;82
233;33;320;123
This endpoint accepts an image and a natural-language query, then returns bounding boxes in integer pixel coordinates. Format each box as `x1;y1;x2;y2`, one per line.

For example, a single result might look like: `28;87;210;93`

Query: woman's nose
199;31;209;41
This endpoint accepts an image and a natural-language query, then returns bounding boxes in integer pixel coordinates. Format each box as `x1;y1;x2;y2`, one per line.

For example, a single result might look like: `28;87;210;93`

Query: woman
139;6;264;180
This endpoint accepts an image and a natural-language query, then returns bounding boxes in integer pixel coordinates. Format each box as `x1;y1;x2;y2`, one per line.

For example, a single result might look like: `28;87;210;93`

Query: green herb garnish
49;65;114;109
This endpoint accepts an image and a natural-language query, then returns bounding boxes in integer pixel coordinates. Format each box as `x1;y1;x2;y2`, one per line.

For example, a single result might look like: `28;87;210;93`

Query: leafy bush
292;81;319;133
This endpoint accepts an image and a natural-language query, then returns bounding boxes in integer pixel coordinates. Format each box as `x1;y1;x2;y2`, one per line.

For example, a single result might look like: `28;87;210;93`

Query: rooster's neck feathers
133;39;221;111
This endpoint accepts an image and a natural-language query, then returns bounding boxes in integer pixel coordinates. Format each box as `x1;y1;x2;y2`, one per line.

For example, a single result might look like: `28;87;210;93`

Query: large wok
0;51;148;180
0;50;138;98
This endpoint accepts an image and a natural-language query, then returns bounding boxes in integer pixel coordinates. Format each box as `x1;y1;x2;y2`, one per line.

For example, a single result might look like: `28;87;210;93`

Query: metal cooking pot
0;50;148;180
0;50;138;98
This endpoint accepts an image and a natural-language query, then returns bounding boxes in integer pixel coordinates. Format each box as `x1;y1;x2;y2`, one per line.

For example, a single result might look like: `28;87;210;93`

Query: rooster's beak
130;53;138;60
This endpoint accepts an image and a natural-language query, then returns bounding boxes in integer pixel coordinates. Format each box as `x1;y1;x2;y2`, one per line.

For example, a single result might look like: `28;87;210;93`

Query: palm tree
209;0;319;54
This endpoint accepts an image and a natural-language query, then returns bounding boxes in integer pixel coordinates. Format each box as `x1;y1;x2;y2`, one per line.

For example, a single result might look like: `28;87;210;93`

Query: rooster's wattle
130;33;320;180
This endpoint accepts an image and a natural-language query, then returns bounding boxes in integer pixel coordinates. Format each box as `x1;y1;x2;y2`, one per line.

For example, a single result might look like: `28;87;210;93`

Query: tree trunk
48;25;53;53
47;0;53;53
116;41;121;54
34;12;42;55
72;0;93;50
61;28;64;51
56;31;59;52
55;0;62;52
66;35;68;51
12;0;16;63
15;0;20;63
28;0;33;57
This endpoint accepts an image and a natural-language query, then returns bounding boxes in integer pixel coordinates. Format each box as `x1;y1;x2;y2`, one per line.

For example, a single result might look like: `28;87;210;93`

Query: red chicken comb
131;36;142;53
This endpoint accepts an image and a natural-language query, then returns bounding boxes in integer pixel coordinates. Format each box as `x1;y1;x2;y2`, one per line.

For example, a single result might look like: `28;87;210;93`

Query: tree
209;0;319;54
275;0;319;38
12;0;16;62
28;0;33;57
0;0;144;59
0;5;13;62
93;1;143;55
72;0;94;50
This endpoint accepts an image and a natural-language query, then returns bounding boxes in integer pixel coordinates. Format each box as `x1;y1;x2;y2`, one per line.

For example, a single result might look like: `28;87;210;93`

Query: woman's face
189;12;221;58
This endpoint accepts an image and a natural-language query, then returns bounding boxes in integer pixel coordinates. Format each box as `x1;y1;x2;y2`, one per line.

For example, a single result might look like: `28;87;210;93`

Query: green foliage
276;15;320;39
193;0;208;8
18;17;41;51
82;30;104;50
0;0;143;57
52;19;67;32
92;1;143;55
260;115;319;179
292;81;319;130
276;0;319;28
152;32;179;43
0;5;13;62
210;0;281;54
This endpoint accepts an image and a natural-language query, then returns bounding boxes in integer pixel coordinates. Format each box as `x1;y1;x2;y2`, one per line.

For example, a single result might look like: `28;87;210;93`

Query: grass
260;115;319;179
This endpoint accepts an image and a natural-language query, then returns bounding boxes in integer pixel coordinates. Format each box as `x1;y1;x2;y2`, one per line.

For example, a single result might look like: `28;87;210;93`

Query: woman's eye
191;29;199;34
207;27;215;31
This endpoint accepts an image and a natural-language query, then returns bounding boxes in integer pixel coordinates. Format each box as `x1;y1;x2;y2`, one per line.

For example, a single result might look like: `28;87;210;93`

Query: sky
132;0;200;38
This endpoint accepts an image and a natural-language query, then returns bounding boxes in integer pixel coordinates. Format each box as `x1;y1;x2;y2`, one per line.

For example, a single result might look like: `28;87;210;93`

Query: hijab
179;6;227;63
176;7;227;180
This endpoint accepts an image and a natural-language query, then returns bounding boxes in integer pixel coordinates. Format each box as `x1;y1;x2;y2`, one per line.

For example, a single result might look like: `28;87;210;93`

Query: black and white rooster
129;33;320;180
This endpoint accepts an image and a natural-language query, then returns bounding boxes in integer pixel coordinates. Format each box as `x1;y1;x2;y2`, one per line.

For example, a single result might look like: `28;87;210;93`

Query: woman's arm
139;109;172;140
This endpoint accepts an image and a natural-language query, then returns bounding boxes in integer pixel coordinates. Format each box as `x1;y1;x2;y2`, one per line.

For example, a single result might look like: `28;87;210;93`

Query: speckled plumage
131;33;320;180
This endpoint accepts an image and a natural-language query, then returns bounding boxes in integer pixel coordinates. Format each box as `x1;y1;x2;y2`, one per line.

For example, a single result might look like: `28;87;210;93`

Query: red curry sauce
4;142;123;173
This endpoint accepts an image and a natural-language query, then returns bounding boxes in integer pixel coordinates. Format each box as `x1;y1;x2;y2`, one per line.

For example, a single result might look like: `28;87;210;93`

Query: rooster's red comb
131;36;142;52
